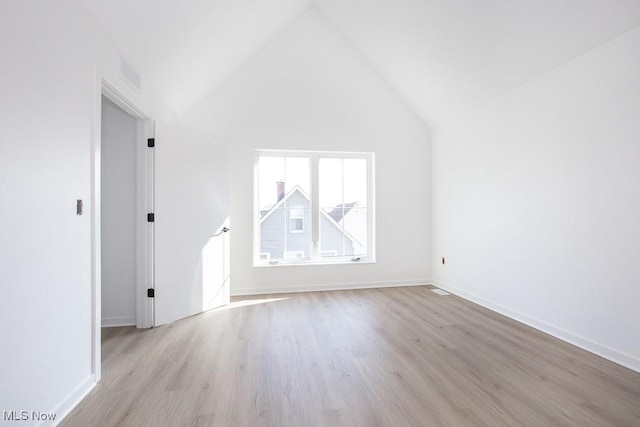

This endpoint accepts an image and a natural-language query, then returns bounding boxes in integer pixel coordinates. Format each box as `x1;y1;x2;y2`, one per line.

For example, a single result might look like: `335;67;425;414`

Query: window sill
253;259;376;268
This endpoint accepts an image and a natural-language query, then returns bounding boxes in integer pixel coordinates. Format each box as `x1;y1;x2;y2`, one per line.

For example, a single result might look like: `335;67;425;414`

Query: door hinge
147;138;155;148
147;213;155;222
147;288;155;298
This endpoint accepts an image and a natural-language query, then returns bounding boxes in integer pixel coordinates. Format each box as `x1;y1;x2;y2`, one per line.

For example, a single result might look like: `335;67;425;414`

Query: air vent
431;288;450;296
119;55;141;91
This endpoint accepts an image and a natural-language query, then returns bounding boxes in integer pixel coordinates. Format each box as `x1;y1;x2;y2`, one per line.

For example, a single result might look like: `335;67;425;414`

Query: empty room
1;0;639;426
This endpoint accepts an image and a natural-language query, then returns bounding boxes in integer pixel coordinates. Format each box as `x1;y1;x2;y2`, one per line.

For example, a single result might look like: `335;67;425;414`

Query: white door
202;224;231;311
152;126;231;325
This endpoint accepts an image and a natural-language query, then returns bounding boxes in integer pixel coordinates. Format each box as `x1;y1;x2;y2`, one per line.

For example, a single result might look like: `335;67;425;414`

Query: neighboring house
259;186;360;260
327;202;368;255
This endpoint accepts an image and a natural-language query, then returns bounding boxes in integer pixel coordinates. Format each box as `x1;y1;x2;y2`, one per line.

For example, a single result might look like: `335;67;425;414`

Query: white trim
257;259;376;268
232;280;429;296
311;155;320;257
101;316;136;327
367;153;375;261
102;80;147;118
257;148;373;158
430;280;640;374
253;153;261;268
90;65;102;382
320;250;339;257
99;81;155;330
43;375;96;427
91;67;155;383
283;251;305;259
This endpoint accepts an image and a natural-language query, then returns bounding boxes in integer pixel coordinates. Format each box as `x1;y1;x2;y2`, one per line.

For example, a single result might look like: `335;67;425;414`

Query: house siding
260;191;311;259
320;214;354;258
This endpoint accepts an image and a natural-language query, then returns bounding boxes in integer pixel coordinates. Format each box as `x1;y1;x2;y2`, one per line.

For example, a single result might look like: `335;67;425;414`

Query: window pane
258;156;311;261
342;158;368;255
258;156;284;209
319;157;368;258
343;206;367;256
343;159;367;208
283;157;310;196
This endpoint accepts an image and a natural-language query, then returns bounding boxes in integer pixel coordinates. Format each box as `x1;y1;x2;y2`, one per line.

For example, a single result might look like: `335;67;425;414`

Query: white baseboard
231;279;429;297
45;375;96;427
101;316;135;327
431;280;640;374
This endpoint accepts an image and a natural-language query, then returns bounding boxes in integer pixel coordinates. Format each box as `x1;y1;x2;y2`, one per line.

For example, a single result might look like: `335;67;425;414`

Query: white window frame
283;251;306;260
254;149;375;266
320;250;338;257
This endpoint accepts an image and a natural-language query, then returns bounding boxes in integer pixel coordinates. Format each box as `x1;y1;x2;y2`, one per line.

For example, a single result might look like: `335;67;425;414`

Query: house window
289;205;304;233
255;149;375;266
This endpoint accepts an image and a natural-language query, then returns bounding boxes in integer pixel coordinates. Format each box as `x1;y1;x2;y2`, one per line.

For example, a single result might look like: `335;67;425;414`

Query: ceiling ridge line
312;3;432;132
178;1;316;119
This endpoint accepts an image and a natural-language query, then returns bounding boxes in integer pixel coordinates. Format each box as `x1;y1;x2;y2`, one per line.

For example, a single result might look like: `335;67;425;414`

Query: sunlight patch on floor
223;297;289;309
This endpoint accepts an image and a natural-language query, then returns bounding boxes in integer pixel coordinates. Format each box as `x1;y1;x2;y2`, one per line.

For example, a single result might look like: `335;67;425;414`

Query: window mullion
311;155;320;260
339;159;344;257
367;153;375;261
283;158;287;257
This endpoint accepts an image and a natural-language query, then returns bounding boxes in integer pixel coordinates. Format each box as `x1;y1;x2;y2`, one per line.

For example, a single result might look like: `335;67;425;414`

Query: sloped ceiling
77;0;313;114
316;0;640;127
77;0;640;127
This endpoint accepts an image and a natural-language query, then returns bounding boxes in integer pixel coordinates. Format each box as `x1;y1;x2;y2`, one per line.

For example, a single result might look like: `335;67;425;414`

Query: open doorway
91;81;155;381
101;96;138;327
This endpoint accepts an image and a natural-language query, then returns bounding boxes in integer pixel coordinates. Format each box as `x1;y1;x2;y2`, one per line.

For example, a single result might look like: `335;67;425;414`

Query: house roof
327;202;358;223
259;185;309;223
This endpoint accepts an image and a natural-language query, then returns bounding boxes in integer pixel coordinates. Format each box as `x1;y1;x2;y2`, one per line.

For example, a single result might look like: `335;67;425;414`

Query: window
255;149;374;265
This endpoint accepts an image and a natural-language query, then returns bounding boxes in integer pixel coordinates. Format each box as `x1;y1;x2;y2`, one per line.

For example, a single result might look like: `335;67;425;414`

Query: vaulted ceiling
78;0;313;114
77;0;640;128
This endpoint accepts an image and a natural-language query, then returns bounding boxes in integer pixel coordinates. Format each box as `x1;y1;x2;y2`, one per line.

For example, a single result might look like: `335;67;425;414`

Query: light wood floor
62;286;640;426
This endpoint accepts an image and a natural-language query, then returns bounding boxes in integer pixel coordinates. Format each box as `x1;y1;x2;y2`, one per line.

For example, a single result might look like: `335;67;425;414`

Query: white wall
432;27;640;371
1;1;104;421
101;97;137;327
0;0;230;420
184;8;432;295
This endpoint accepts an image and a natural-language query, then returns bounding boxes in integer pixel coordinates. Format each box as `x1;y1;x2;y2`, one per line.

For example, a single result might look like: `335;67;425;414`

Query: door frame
91;76;155;381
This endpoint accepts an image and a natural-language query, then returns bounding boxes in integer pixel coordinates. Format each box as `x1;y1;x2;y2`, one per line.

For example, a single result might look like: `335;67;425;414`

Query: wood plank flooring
61;286;640;426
